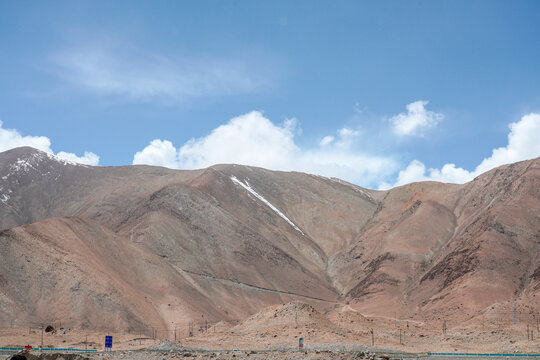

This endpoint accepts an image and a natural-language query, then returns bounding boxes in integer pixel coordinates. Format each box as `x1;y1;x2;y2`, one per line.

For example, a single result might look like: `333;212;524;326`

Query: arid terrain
1;301;539;359
0;146;539;355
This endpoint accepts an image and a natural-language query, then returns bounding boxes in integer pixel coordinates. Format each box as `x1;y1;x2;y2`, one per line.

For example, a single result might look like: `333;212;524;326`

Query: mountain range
0;146;538;333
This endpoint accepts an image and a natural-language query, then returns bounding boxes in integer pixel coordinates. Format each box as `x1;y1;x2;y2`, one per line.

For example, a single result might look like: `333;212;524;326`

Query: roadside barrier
0;346;97;352
429;353;540;357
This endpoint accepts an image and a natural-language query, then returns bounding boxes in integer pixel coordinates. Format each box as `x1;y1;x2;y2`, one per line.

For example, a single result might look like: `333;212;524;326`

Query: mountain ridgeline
0;147;538;332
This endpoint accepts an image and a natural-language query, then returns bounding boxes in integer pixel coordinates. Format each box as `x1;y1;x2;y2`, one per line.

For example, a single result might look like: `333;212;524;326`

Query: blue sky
0;0;539;189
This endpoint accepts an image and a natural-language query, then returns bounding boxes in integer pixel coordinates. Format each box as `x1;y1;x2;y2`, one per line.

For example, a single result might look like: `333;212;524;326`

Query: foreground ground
0;351;397;360
1;302;539;357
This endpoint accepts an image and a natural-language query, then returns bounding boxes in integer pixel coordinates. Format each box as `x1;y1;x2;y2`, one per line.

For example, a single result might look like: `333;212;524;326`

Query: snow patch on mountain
42;150;88;166
0;193;10;204
5;151;88;177
10;158;33;172
230;176;304;235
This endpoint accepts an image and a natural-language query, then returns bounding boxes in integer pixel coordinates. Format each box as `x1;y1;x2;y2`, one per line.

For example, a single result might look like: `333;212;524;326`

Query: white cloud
474;113;540;174
49;46;270;103
338;128;359;137
177;111;300;170
0;120;52;153
133;111;397;187
390;100;444;136
381;112;540;188
56;151;100;166
133;139;186;169
0;120;99;166
320;136;334;146
336;127;360;148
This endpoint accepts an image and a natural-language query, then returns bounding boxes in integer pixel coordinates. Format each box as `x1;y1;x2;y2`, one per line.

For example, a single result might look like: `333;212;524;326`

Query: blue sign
105;336;113;348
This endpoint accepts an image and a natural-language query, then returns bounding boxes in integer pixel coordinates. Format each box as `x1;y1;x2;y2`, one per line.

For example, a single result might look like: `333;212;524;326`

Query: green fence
0;346;96;352
429;353;540;357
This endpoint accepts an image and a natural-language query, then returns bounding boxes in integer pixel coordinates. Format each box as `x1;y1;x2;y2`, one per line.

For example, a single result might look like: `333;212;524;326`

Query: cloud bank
390;100;444;136
133;111;397;187
134;109;540;190
6;102;537;189
380;112;540;189
0;121;99;165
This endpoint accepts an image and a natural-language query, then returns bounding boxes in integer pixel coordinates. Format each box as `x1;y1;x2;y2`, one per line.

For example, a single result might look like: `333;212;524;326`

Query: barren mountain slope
337;158;540;319
0;147;373;330
0;216;233;330
0;147;538;332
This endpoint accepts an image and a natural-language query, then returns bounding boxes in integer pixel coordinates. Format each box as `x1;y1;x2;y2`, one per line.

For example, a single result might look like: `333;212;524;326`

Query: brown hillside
0;147;538;334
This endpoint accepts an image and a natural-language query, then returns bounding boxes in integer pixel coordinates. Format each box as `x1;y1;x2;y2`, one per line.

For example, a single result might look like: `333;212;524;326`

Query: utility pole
513;300;517;324
41;326;44;350
482;313;485;330
370;329;374;346
85;335;88;351
399;328;402;345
